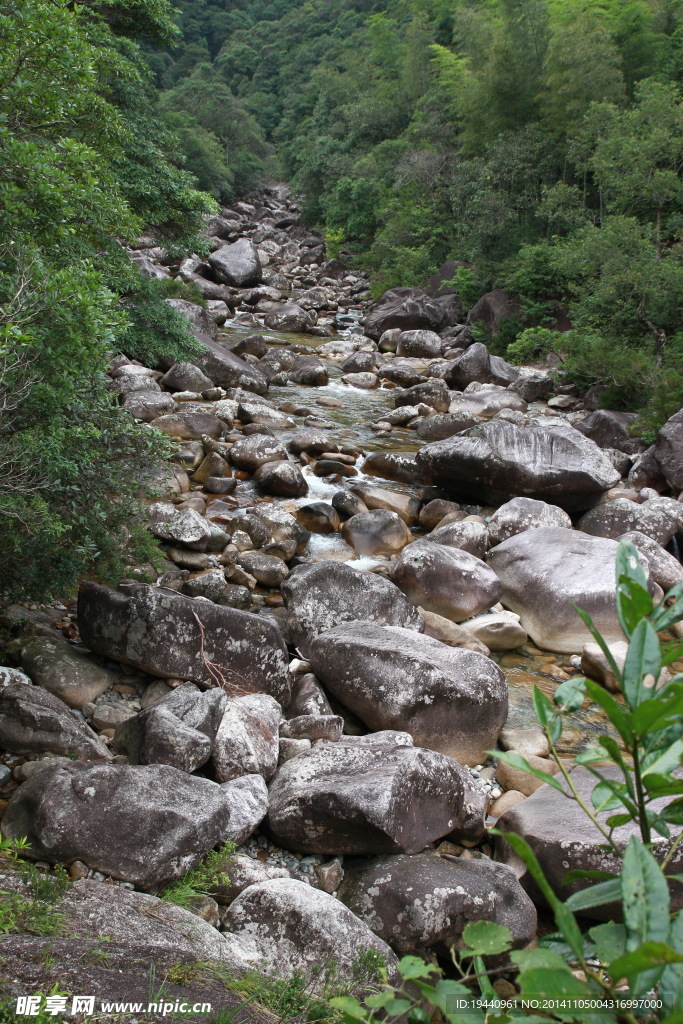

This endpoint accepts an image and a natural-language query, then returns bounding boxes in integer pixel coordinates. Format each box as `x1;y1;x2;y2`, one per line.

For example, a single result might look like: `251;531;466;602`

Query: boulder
161;362;214;393
487;497;572;546
364;288;446;339
208;239;262;287
122;391;175;421
348;482;420;524
341;509;412;555
509;372;554;403
308;622;507;763
392;541;501;622
206;853;291;905
221;774;269;846
19;635;116;709
394;378;450;412
281;562;422;655
577;497;681;546
443;343;493;389
426;520;488;559
495;768;683;915
461;611;527;651
147;505;211;550
221;879;398;994
0;684;110;760
113;684;226;773
396;330;442;358
487;527;658;653
618;531;683;592
192;335;269;393
211;694;281;783
358;454;421;485
653;408;683;489
236;551;290;586
338;853;537;954
266;742;487;854
416;412;480;441
254;460;308;498
77;582;290;702
296;502;340;534
264;303;312;333
574;409;643;455
1;762;238;890
466;288;519;333
449;388;527;421
164;298;218;341
150;411;223;441
229;435;287;472
416;422;620;513
419;608;491;655
54;878;233;961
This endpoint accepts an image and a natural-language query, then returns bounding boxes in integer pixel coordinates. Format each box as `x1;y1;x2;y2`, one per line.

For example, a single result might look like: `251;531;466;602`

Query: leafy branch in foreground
331;540;683;1023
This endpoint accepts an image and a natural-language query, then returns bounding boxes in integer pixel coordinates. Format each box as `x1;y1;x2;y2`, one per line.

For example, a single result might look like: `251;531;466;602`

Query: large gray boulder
391;540;501;622
396;330;442;358
487;497;572;547
487;527;658;653
77;583;290;703
208;239;262;287
308;622;507;764
264;303;312;333
164;298;218;341
0;683;110;760
495;768;683;915
1;762;238;890
416;421;620;513
338;853;537;954
19;635;116;709
192;334;269;394
229;435;287;472
574;409;643;455
113;683;226;773
281;562;422;656
211;693;281;783
254;460;308;498
221;879;398;994
364;288;446;339
577;497;682;546
341;509;412;555
266;742;487;855
653;408;683;489
122;391;176;421
618;531;683;592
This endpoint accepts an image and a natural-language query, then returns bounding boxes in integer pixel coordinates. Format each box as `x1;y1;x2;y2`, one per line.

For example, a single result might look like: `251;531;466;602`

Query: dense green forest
0;0;214;599
154;0;683;424
4;0;683;601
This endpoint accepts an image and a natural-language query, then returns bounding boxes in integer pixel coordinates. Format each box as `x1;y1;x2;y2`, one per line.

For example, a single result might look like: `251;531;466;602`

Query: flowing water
216;320;617;754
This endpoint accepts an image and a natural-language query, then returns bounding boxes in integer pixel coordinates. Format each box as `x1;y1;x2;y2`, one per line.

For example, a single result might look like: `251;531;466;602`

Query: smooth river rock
391;540;501;622
308;622;507;764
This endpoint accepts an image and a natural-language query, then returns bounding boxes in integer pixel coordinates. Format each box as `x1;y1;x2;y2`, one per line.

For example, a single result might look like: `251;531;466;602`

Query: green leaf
565;878;622;912
588;922;626;965
661;912;683;1014
609;941;683;978
582;680;634;744
622;836;670;947
621;836;671;994
554;676;587;712
329;997;369;1023
518;968;604;1024
397;955;439;980
511;948;568;971
492;831;585;963
533;685;562;742
461;920;512;956
642;738;683;777
661;797;683;825
621;619;661;710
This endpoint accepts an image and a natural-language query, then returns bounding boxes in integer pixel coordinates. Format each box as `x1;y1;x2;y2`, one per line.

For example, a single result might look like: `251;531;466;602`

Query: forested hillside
154;0;683;426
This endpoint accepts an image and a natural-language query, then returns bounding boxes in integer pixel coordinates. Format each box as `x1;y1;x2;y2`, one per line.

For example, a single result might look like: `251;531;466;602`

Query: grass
159;841;237;909
0;838;70;938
